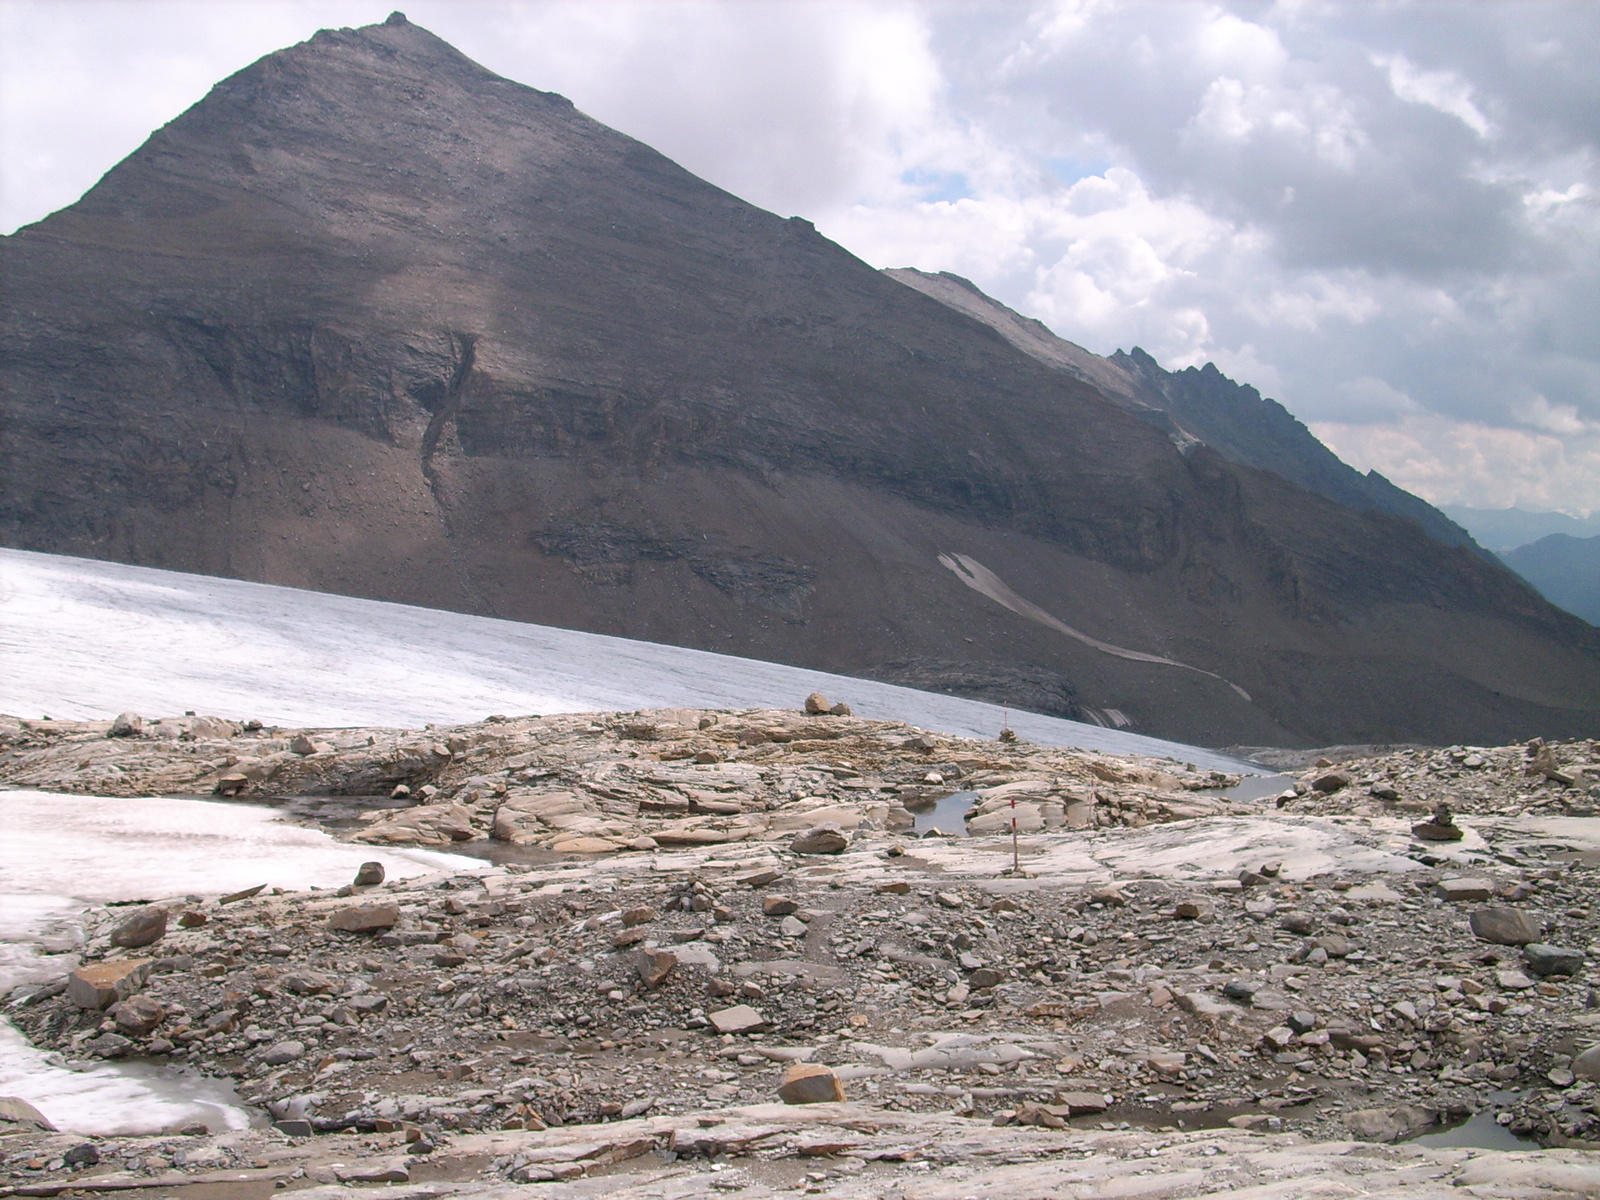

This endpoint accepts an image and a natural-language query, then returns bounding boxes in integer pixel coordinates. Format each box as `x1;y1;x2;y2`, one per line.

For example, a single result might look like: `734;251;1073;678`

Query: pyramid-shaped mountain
3;14;1596;746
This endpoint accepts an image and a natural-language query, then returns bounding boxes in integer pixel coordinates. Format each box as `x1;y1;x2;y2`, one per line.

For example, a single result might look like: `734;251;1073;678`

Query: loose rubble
3;713;1599;1196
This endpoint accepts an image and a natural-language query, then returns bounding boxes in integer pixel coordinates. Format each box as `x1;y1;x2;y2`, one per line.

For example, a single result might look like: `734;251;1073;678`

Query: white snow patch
0;1021;252;1136
0;547;1255;773
0;790;477;916
0;789;478;1136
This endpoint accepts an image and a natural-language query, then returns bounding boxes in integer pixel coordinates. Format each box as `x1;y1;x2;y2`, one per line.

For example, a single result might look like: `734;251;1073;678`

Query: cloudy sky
3;1;1597;516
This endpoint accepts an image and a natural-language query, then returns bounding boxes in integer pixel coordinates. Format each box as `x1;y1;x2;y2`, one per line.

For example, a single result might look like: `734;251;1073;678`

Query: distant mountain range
2;14;1596;747
1442;505;1600;553
1498;535;1600;626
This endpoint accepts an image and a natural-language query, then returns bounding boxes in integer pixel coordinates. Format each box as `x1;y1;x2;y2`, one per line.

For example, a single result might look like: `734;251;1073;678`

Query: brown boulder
67;959;152;1010
777;1063;845;1104
636;949;677;989
110;907;167;948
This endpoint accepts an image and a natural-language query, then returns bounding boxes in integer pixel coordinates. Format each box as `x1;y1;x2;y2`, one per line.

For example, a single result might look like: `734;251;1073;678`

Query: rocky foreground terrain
3;706;1600;1197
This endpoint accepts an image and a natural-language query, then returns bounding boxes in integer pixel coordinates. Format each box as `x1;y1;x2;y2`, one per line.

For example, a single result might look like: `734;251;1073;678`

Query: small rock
1312;772;1350;793
777;1062;845;1104
1287;1010;1318;1033
636;949;677;989
1469;907;1542;946
829;702;852;717
110;907;167;949
327;903;399;932
739;869;783;888
178;911;207;928
1315;934;1353;958
1174;898;1214;920
1279;911;1317;936
762;896;799;916
288;733;320;755
791;824;847;855
708;1004;766;1034
353;862;385;886
281;971;335;995
260;1040;305;1066
274;1119;313;1138
85;1033;132;1057
622;906;658;927
62;1144;100;1169
968;967;1004;989
1223;979;1260;1001
1262;1026;1295;1051
109;994;165;1036
804;692;831;715
936;891;965;909
779;916;807;938
1523;943;1585;977
1436;878;1493;902
1496;969;1536;990
1056;1091;1111;1115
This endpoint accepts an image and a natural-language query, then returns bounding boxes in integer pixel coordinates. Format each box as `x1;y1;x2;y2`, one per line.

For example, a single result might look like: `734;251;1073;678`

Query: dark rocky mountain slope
3;14;1596;747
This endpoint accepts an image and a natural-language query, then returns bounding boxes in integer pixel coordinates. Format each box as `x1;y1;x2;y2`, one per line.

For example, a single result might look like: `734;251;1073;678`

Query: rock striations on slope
1;14;1597;748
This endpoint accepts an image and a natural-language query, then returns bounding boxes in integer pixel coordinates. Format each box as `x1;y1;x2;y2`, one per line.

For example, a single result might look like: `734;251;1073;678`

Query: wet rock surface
4;717;1600;1192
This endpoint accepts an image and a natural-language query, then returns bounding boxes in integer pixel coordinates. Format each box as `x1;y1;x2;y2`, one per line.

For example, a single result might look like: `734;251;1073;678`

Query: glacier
0;547;1254;774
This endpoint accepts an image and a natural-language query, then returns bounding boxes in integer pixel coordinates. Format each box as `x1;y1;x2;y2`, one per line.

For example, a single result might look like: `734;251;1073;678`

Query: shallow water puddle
911;791;977;837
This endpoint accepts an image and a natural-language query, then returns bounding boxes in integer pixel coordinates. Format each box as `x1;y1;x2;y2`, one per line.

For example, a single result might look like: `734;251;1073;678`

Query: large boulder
110;906;168;948
68;959;152;1010
107;711;143;738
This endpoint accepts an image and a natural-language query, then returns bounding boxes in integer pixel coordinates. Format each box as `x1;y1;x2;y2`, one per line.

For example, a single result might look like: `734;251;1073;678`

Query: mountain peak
4;18;1596;747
